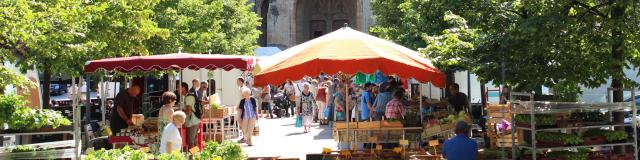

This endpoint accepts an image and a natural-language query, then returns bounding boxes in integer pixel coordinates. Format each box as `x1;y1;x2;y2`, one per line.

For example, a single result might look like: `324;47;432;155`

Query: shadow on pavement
285;132;306;136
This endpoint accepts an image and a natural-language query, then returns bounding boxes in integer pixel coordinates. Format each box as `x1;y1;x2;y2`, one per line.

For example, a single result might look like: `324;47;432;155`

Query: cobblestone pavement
239;117;338;159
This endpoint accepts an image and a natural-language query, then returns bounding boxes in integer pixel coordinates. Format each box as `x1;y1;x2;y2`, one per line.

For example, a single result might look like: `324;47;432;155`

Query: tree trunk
42;63;51;108
611;1;625;154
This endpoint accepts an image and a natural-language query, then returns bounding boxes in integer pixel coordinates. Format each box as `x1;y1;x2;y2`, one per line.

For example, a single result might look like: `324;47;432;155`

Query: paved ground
239;117;338;159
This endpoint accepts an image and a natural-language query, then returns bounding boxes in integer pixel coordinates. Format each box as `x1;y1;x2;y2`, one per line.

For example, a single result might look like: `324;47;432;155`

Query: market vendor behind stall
446;83;469;112
110;85;141;134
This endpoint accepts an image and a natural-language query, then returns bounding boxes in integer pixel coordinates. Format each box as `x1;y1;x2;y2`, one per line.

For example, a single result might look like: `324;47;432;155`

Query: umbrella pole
420;83;423;122
345;81;350;149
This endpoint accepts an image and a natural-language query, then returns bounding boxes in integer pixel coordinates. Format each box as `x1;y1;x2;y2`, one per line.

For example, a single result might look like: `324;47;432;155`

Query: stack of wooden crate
485;104;517;148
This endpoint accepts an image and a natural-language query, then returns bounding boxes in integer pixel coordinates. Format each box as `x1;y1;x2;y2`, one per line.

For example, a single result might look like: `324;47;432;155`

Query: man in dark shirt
110;85;141;133
447;83;469;112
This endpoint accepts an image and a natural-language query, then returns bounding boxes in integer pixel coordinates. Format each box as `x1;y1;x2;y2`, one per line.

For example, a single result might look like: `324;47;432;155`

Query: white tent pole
72;77;80;160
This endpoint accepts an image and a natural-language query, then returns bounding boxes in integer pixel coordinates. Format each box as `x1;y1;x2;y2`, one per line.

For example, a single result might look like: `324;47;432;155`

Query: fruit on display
440;111;470;124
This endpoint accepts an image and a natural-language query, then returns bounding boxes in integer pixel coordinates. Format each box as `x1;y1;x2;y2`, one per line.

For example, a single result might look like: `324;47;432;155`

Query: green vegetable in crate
546;151;587;160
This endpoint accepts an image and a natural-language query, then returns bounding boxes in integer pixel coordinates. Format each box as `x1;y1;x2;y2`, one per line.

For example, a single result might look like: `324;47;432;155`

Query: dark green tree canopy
372;0;640;99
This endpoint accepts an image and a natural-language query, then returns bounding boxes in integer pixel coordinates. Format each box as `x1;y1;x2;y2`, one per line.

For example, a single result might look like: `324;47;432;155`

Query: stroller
272;92;291;118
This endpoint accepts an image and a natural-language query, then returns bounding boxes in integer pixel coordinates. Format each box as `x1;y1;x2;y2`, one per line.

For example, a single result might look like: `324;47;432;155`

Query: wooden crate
334;122;357;129
357;121;380;129
202;108;227;119
489;133;517;148
486;104;510;113
424;125;441;136
381;120;403;128
440;123;454;132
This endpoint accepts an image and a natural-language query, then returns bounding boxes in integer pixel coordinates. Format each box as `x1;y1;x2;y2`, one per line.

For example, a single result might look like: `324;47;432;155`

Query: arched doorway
295;0;359;44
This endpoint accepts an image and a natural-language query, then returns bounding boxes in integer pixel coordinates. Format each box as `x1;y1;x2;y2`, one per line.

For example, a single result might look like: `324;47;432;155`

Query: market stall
84;53;255;152
254;26;446;155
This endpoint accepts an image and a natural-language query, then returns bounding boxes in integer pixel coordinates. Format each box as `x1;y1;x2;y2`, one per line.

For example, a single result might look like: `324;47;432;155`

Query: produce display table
333;127;423;148
0;140;75;160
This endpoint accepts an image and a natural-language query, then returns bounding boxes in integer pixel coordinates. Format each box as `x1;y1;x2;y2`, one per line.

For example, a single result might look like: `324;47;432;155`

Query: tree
0;0;167;107
145;0;261;55
371;0;640;101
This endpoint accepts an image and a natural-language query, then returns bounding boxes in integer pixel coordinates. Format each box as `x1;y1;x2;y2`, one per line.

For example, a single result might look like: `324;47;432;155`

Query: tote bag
295;115;303;128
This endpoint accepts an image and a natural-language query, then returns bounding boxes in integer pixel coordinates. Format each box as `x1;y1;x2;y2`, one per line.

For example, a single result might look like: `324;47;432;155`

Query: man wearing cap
443;121;478;160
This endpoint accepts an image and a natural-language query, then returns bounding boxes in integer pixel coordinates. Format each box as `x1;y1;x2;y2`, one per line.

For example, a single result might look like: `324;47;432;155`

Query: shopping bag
323;107;331;118
295;116;303;128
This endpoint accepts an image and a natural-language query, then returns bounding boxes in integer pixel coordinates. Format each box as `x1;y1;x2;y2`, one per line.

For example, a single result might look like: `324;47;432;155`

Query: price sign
368;136;378;142
392;147;403;153
399;139;409;146
375;144;383;150
140;147;150;153
189;147;200;154
429;140;439;147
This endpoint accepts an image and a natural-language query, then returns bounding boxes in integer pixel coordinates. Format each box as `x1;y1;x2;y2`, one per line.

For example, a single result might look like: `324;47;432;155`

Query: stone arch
295;0;359;44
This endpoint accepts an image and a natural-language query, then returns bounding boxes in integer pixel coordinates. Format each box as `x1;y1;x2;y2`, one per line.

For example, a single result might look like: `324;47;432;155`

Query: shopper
284;80;296;116
158;92;177;144
333;84;346;121
316;82;328;124
261;85;274;118
372;77;394;120
443;121;478;160
184;93;200;149
110;85;141;134
297;83;316;133
385;90;405;120
198;81;209;107
238;88;258;146
189;79;200;96
360;83;374;121
160;111;186;154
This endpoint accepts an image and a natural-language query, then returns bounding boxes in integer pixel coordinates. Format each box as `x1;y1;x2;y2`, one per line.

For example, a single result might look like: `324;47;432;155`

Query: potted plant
582;129;607;145
604;130;628;143
536;132;565;147
515;114;556;128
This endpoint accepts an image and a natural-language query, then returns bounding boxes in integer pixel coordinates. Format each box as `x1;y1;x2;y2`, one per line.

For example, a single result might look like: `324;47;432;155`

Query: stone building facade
250;0;373;50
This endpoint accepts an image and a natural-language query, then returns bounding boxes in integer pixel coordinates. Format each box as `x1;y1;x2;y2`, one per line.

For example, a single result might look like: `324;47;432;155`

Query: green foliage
194;141;244;160
146;0;260;55
570;111;608;122
0;66;35;93
514;114;555;126
605;130;628;142
157;151;186;160
0;94;24;125
9;145;49;153
546;151;587;160
371;0;640;97
0;94;71;130
536;132;583;145
84;146;153;160
582;129;607;138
